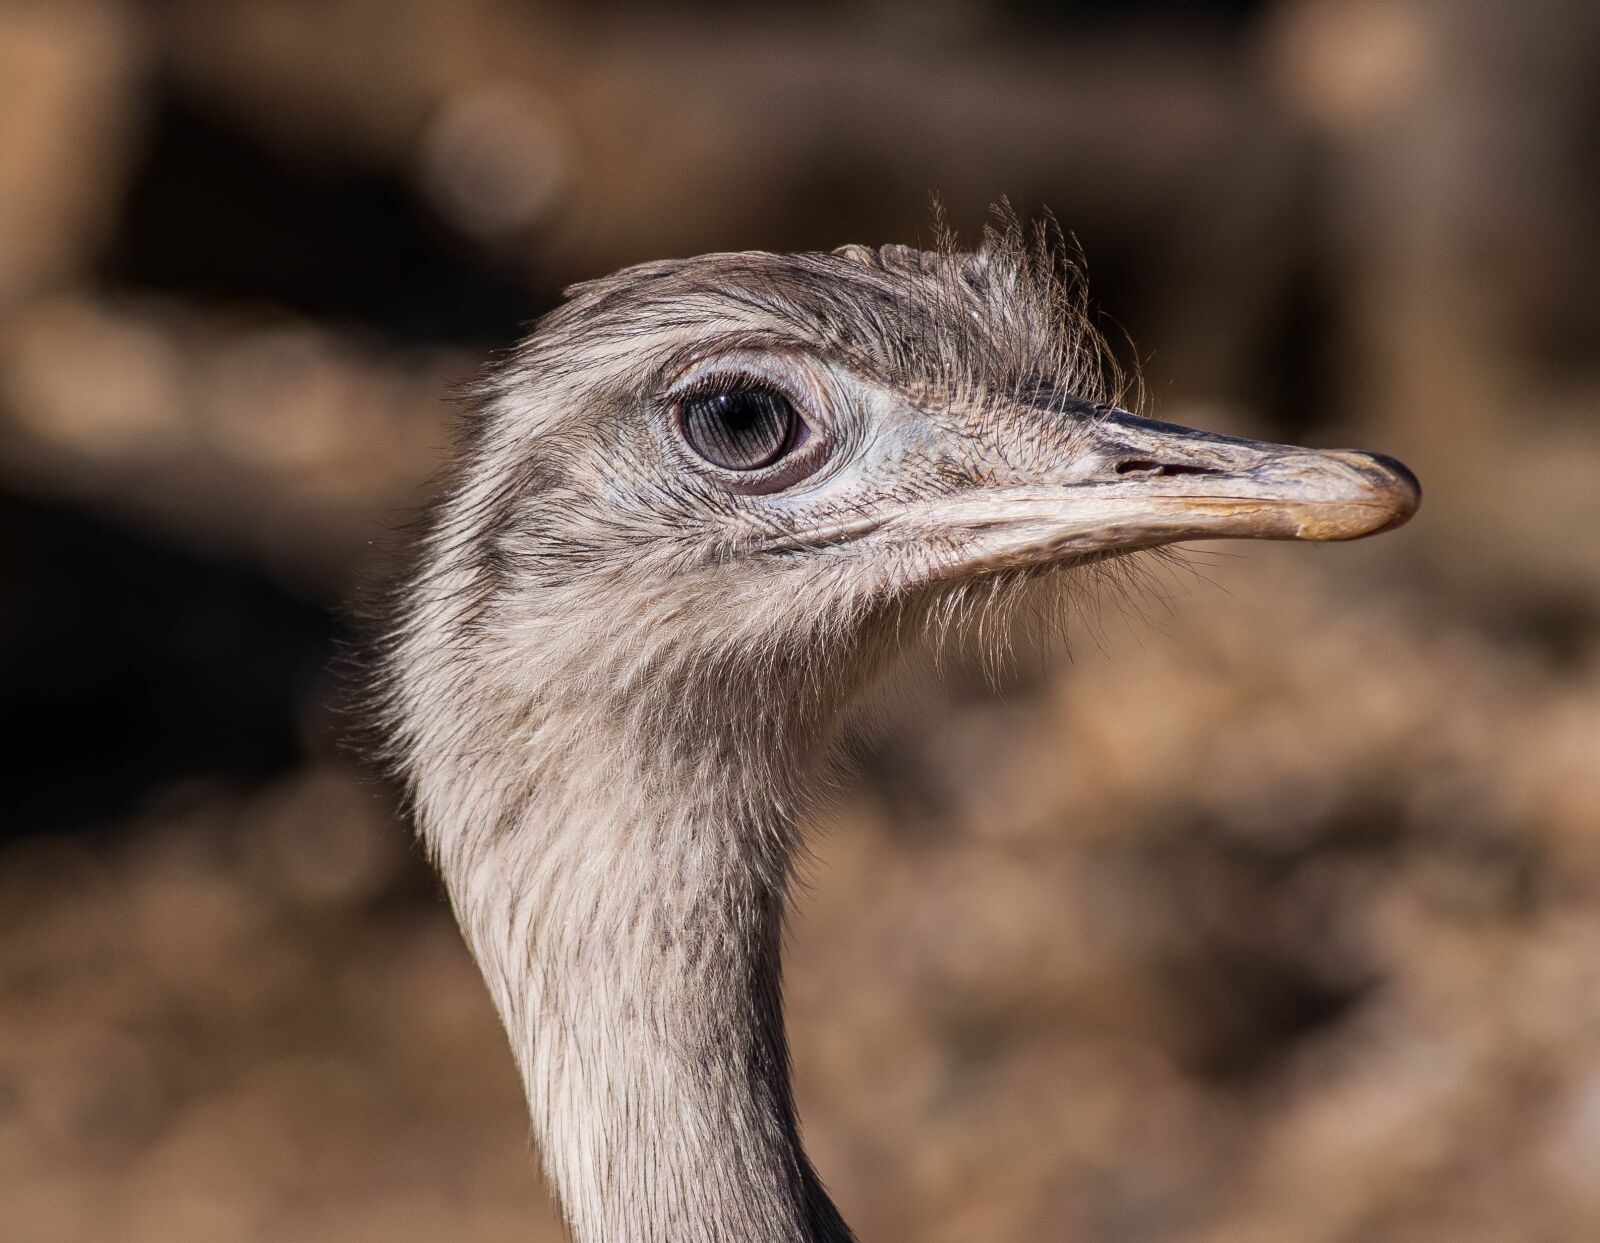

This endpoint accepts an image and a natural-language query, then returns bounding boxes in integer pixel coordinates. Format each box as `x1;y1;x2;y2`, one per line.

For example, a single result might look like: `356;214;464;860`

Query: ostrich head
381;232;1418;1243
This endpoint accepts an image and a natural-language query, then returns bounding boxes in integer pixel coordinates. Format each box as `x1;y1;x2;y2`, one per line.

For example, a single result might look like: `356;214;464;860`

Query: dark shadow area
98;82;545;347
0;491;335;836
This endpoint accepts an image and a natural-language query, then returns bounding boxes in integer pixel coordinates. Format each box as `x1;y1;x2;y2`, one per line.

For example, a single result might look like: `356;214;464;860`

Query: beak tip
1355;451;1422;536
1276;449;1422;541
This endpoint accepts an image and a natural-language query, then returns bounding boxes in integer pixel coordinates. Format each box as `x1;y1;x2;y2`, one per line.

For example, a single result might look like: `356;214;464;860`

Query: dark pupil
681;387;794;470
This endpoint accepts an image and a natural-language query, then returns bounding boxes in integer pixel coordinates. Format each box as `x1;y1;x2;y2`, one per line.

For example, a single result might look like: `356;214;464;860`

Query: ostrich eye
679;385;799;471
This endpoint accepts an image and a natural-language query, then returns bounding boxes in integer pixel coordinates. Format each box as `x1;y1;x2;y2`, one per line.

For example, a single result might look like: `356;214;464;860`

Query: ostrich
375;231;1419;1243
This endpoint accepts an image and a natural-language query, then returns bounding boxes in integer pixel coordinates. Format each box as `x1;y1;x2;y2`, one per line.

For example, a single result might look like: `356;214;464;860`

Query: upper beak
898;409;1421;573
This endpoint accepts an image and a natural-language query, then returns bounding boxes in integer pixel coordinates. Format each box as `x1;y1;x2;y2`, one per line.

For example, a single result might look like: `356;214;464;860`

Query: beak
897;409;1421;574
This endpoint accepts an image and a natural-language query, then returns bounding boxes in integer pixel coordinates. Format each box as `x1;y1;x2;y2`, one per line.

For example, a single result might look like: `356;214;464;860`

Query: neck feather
419;695;854;1243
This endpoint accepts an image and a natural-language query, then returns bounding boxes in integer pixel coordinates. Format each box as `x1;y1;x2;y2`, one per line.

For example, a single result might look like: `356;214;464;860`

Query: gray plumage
373;224;1418;1243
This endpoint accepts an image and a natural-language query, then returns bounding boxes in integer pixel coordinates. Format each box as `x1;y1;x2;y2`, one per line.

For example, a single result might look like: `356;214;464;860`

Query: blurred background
2;1;1597;1240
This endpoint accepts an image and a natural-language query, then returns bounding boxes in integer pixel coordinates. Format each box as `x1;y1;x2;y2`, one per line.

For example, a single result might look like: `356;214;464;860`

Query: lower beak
904;410;1420;571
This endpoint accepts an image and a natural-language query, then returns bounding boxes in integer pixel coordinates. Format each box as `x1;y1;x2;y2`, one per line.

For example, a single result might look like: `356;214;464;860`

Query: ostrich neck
428;706;853;1243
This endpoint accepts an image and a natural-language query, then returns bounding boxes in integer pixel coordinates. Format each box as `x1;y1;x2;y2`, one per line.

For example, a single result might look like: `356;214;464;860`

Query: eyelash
674;371;777;405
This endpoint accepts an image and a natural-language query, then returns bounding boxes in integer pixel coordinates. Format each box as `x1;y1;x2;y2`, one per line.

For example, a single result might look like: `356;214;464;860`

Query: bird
372;224;1420;1243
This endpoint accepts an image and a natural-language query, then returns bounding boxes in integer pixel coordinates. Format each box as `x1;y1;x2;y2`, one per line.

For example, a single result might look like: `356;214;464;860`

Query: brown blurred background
2;1;1597;1240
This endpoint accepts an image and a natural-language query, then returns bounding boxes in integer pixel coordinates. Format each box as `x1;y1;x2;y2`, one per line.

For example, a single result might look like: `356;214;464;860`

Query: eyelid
673;370;787;406
666;353;812;404
660;332;814;385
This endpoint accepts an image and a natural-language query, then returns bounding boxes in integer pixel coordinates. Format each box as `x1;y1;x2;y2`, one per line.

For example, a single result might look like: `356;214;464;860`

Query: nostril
1115;459;1218;478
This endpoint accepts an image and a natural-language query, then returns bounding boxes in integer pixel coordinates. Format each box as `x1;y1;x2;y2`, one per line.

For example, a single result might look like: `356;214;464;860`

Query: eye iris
681;387;795;471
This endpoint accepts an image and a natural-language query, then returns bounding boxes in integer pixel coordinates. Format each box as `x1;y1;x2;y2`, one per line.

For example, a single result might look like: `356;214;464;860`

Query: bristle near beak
884;410;1421;578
